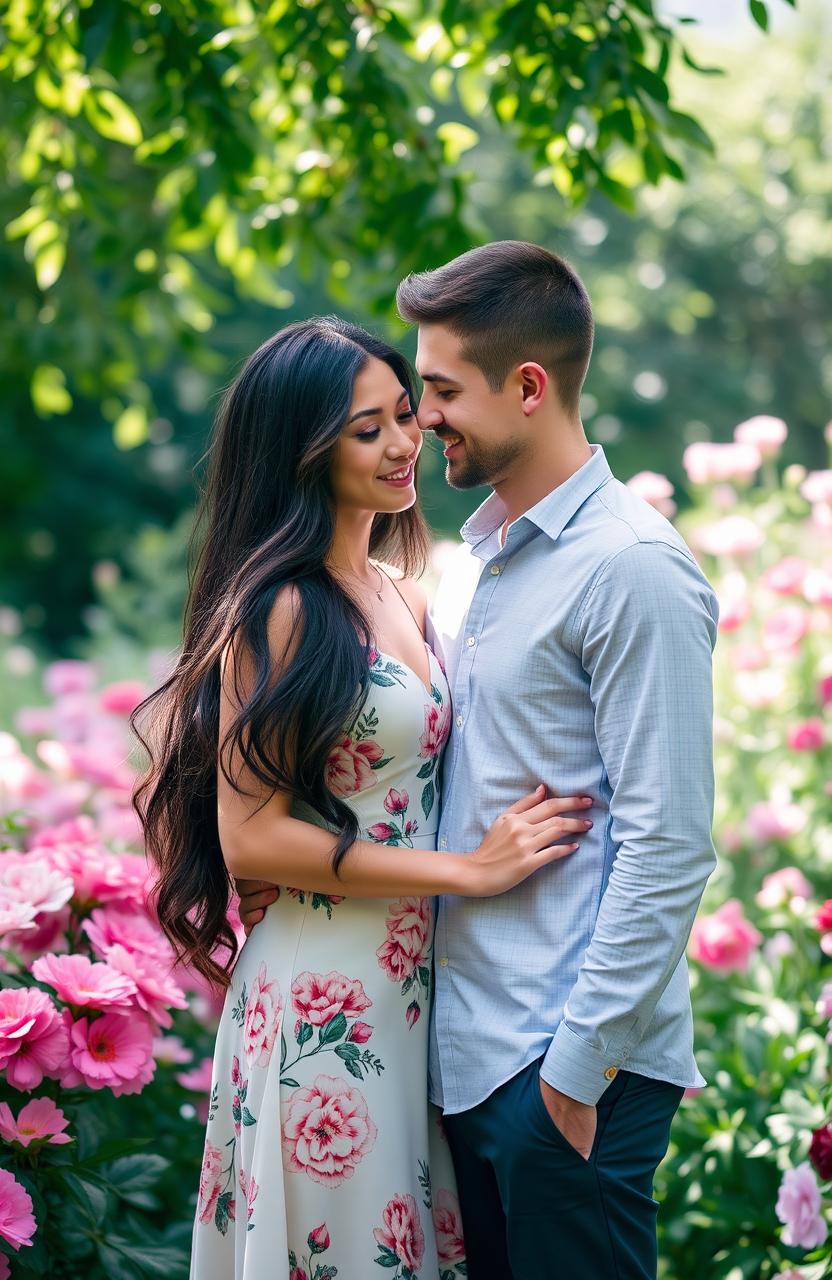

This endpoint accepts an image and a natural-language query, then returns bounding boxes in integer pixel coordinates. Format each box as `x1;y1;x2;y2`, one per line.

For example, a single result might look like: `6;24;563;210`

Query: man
238;241;718;1279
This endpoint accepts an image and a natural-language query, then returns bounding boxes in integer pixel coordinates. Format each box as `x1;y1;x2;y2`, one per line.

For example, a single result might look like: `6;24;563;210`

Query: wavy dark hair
131;317;429;988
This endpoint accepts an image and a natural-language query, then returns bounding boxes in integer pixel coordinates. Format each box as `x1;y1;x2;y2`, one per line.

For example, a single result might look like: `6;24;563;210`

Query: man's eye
437;391;455;400
356;428;380;440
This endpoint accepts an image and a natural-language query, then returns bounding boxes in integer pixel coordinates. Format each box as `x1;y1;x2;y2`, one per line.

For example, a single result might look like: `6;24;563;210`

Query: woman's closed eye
356;411;414;441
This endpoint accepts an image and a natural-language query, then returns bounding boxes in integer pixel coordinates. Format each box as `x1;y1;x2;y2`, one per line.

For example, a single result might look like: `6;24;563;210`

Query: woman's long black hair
131;317;430;988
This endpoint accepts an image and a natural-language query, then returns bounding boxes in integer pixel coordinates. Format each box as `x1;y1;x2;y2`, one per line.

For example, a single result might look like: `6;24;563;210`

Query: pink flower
801;470;832;506
756;867;812;909
0;1167;37;1253
282;1074;377;1185
41;841;149;908
82;904;171;963
734;415;787;457
717;572;750;632
733;668;786;709
0;895;37;936
763;557;808;596
418;701;451;758
432;1188;466;1265
99;680;146;716
325;736;384;797
43;659;95;697
176;1056;214;1093
65;1010;155;1093
626;471;676;518
376;897;431;983
775;1162;828;1249
291;971;371;1027
289;1269;308;1280
308;1222;330;1254
763;605;810;653
32;952;137;1010
820;675;832;707
347;1020;373;1044
243;962;283;1066
104;943;189;1028
787;719;825;751
373;1193;425;1272
683;441;761;486
367;822;395;841
238;1168;259;1222
384;788;409;815
0;853;74;915
0;1097;71;1148
0;986;67;1090
695;516;764;557
406;1000;421;1029
197;1139;224;1225
746;801;807;843
689;900;762;972
804;567;832;606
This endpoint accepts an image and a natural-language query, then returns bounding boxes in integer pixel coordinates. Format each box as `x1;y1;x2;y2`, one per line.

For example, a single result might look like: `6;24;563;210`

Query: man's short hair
396;241;594;414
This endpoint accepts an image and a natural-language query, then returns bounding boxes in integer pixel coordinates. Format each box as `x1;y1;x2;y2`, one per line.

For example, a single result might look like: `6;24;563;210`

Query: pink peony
689;899;762;972
0;986;67;1090
82;904;171;963
291;971;371;1027
775;1162;828;1249
432;1188;466;1265
418;701;451;759
0;853;74;916
383;788;409;815
0;1167;37;1253
65;1009;155;1092
99;680;146;716
367;822;395;841
683;441;761;486
695;516;764;557
32;952;137;1010
0;895;37;936
734;415;787;457
373;1193;426;1272
626;471;676;518
746;801;808;843
41;840;149;908
197;1139;224;1225
0;1097;71;1147
243;962;283;1067
820;674;832;707
238;1168;259;1223
764;557;808;596
376;897;432;983
804;567;832;606
282;1074;377;1185
176;1055;214;1093
325;736;384;797
801;470;832;506
787;719;825;751
756;867;812;909
43;659;95;697
717;572;750;632
104;943;189;1028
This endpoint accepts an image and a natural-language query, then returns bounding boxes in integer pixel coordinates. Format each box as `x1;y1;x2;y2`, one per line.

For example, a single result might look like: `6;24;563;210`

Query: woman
133;317;590;1279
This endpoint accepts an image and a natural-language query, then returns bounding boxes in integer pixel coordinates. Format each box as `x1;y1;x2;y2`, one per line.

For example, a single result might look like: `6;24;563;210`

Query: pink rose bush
0;661;242;1276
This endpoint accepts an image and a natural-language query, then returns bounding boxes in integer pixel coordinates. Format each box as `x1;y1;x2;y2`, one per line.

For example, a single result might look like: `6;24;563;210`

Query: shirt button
466;636;476;647
439;838;447;849
439;957;449;967
456;715;464;728
604;1066;618;1081
490;564;501;576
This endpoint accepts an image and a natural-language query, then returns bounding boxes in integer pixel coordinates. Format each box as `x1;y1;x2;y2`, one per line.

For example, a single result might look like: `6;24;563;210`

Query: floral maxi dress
190;645;467;1280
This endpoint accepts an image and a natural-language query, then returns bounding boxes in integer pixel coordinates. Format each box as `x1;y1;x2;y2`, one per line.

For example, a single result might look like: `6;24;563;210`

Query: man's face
415;325;529;490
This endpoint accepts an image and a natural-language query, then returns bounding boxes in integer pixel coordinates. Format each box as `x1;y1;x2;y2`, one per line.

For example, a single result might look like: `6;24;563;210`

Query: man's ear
517;362;548;415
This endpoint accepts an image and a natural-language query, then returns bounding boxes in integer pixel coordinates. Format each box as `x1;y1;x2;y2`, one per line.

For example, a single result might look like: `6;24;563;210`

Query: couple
137;241;718;1280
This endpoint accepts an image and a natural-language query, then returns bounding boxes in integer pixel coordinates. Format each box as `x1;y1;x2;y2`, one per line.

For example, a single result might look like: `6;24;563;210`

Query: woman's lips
377;463;414;488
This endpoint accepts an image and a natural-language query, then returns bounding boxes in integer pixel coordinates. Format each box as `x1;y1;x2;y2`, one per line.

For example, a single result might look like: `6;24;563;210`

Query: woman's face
330;356;422;516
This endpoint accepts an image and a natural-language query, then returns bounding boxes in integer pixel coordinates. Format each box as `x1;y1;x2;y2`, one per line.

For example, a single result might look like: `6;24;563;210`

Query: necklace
370;562;385;601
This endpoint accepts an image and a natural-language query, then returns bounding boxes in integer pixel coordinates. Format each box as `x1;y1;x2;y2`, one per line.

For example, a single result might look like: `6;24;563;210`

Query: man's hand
538;1078;597;1161
234;878;279;936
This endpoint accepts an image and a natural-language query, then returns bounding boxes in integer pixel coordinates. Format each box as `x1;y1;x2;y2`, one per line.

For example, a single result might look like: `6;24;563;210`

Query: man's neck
495;433;594;529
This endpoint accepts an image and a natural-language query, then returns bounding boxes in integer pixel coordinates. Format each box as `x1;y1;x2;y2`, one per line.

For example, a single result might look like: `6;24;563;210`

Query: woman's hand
462;785;592;897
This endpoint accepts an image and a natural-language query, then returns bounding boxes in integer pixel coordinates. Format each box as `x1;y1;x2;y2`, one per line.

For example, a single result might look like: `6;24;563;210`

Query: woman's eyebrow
347;388;409;425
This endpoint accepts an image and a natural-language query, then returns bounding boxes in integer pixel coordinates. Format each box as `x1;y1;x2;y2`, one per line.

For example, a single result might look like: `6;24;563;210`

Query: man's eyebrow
346;388;409;425
417;371;461;385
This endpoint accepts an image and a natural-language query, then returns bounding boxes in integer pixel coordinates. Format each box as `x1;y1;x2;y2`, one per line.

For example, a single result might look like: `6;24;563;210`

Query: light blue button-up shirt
429;445;718;1114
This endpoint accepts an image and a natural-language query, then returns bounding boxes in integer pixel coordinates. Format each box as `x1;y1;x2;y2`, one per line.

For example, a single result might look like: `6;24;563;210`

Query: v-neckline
375;642;435;700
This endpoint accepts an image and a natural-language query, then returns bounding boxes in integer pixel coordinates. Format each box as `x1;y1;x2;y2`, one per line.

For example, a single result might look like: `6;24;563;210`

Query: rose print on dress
376;897;432;1028
198;1137;236;1235
416;690;450;818
433;1189;467;1278
372;1192;426;1278
233;962;283;1068
326;702;394;798
288;1222;338;1280
366;787;420;847
282;1073;377;1185
238;1167;259;1231
280;971;383;1084
231;1054;256;1135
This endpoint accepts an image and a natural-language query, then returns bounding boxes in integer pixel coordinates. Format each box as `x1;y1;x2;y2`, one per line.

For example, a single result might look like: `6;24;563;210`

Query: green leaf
335;1041;360;1061
31;364;72;415
84;89;143;146
437;122;479;164
297;1020;313;1046
281;1076;300;1087
242;1106;256;1126
319;1012;347;1046
114;404;149;449
749;0;769;30
416;760;434;779
374;1244;400;1266
35;240;66;290
421;780;435;819
105;1154;170;1197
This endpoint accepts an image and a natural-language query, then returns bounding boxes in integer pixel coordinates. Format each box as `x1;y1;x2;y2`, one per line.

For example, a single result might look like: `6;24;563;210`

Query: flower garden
1;417;832;1280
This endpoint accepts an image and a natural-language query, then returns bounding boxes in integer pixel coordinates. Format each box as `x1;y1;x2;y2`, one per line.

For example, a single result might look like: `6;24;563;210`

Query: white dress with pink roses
190;644;466;1280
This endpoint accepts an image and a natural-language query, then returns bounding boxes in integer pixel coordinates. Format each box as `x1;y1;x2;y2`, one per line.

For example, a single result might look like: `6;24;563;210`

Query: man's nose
416;401;444;432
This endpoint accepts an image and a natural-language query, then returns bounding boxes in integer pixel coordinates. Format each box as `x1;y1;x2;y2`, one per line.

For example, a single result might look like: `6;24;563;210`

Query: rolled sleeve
542;540;718;1105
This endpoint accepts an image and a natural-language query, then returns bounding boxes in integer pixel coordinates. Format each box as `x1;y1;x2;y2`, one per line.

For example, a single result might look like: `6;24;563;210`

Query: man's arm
540;539;718;1108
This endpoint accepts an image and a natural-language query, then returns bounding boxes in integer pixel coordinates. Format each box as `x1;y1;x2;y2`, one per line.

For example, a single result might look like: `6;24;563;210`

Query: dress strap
376;564;425;642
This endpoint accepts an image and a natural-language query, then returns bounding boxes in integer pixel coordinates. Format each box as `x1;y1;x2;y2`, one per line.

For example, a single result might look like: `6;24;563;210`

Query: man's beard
443;435;528;490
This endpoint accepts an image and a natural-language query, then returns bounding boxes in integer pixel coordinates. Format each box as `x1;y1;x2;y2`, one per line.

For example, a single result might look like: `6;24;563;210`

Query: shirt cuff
540;1020;622;1105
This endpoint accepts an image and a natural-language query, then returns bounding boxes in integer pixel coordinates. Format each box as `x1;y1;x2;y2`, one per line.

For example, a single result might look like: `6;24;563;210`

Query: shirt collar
460;445;612;554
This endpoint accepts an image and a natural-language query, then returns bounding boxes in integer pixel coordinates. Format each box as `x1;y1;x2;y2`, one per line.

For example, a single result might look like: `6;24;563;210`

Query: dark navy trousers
443;1058;683;1280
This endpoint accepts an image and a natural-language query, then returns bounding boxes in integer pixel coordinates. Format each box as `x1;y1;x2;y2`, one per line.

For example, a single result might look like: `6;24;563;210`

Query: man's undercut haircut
396;241;594;414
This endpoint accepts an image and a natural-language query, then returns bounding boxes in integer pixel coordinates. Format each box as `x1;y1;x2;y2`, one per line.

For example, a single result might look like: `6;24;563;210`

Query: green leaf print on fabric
420;780;435;820
286;888;346;918
279;972;384;1084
